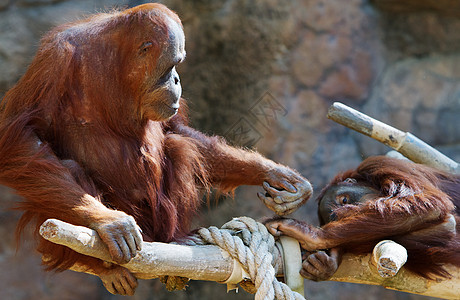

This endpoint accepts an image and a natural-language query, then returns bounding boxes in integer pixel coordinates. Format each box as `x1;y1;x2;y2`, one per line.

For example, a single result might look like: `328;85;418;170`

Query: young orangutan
266;156;460;280
0;4;312;295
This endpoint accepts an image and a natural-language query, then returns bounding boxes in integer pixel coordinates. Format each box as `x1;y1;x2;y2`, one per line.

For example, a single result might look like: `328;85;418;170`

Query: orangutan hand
257;166;312;215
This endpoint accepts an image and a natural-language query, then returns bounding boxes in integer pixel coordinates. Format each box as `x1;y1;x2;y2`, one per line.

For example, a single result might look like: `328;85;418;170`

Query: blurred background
0;0;459;299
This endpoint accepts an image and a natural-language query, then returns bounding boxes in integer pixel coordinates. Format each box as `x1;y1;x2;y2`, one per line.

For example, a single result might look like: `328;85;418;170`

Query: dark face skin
265;179;380;281
140;16;186;121
318;182;379;224
299;179;378;281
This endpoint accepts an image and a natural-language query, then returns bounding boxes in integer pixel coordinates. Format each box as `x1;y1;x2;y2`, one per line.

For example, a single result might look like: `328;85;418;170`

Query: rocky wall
0;0;458;299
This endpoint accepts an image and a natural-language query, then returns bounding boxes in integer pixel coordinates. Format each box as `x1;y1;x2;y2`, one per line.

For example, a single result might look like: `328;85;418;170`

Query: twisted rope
196;217;305;300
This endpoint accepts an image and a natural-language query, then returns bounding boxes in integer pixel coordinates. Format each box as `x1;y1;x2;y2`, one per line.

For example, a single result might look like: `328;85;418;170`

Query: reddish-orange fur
267;156;460;280
317;157;460;278
0;4;308;280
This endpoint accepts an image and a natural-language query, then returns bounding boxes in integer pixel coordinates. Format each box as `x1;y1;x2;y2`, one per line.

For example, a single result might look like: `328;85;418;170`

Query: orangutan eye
337;194;349;205
139;41;153;54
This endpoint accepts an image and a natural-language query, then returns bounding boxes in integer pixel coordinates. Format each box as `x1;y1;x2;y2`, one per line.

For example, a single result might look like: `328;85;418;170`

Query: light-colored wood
40;219;460;299
327;102;460;174
40;219;236;281
372;240;407;278
332;253;460;300
279;236;305;295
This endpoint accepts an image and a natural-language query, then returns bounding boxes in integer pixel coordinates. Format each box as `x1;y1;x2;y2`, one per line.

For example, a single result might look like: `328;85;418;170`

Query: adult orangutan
266;156;460;281
0;4;312;295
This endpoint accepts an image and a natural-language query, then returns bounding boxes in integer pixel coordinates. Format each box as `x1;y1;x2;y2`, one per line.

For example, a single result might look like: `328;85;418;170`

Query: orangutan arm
265;204;449;251
0;117;141;264
173;122;312;215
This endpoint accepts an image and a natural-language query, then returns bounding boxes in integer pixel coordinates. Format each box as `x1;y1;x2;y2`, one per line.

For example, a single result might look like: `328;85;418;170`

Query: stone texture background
0;0;459;299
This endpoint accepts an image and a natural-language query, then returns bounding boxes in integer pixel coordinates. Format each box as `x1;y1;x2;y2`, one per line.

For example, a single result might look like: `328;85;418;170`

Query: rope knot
196;217;305;300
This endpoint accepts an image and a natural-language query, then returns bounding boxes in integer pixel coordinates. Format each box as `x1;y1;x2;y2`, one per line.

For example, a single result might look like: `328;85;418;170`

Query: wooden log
327;102;460;174
40;219;460;299
332;247;460;300
372;240;407;278
39;219;283;282
41;219;235;281
279;236;304;294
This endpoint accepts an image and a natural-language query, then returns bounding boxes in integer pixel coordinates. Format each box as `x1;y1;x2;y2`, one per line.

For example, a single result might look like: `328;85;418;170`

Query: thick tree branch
331;250;460;299
40;219;239;281
327;102;460;174
40;219;460;299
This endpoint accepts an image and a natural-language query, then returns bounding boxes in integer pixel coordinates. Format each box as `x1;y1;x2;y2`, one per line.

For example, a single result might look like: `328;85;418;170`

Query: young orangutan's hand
264;217;325;251
300;248;342;281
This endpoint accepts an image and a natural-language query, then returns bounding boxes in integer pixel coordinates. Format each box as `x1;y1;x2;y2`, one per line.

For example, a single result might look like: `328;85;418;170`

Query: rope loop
196;217;305;300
